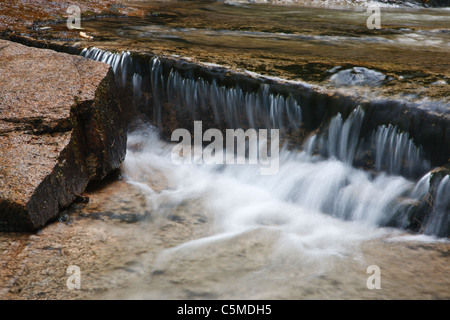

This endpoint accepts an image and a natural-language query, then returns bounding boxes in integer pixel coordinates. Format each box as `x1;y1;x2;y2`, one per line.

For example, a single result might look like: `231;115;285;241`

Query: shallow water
77;1;448;299
95;125;449;299
80;0;450;76
1;125;448;299
1;0;448;300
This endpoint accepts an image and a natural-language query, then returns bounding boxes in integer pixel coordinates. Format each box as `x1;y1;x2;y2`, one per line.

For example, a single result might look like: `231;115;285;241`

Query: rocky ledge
0;40;126;231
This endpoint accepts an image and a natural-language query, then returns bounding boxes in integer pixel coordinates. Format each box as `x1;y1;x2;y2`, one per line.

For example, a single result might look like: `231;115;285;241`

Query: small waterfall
373;124;430;178
411;172;431;199
423;175;450;237
403;172;449;237
277;154;413;227
81;47;303;133
132;73;142;101
306;109;430;179
80;47;446;237
306;107;364;165
81;48;131;87
162;64;302;131
325;107;364;165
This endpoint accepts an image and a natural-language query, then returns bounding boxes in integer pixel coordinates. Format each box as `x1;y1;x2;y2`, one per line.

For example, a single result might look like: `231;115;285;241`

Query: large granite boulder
0;40;127;231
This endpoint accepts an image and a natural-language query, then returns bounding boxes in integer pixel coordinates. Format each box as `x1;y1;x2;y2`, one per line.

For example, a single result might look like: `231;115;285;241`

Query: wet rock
407;164;450;237
329;67;386;87
0;40;126;231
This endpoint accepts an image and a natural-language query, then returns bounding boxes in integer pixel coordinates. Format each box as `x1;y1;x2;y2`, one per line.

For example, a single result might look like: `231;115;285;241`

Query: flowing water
2;0;448;300
3;121;447;299
76;1;449;299
93;124;449;299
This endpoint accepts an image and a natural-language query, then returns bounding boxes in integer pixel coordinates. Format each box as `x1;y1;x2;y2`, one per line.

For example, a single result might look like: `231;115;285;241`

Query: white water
123;125;416;251
307;107;431;179
312;107;365;165
162;59;303;130
100;124;448;299
81;48;303;131
423;175;450;237
81;47;447;234
71;2;450;298
373;124;430;177
77;47;449;300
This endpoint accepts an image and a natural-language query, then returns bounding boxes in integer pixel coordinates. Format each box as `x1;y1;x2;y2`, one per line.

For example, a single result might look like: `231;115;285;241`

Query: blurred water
75;0;450;299
91;125;448;299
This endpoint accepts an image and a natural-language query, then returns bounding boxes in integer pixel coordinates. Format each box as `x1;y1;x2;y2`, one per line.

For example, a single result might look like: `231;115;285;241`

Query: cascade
81;47;447;237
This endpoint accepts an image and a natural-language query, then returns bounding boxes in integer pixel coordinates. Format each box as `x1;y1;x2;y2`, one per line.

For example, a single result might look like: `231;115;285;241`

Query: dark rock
74;194;90;204
0;40;127;231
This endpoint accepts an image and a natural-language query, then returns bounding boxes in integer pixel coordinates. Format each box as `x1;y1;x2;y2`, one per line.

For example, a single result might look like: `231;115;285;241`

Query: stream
1;0;448;300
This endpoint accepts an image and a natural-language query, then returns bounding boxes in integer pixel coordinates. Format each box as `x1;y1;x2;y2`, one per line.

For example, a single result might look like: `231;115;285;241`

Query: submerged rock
0;40;127;231
329;67;386;87
406;164;450;238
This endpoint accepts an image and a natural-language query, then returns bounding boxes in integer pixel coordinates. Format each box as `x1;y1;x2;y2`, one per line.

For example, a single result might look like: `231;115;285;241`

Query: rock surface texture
0;40;126;231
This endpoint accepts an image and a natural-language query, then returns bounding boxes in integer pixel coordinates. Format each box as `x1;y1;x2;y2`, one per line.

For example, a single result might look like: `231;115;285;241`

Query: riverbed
0;0;449;300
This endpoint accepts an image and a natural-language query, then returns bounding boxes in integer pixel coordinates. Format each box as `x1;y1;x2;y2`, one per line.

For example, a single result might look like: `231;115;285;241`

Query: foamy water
124;126;394;243
94;125;448;299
